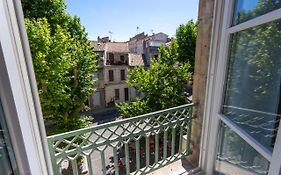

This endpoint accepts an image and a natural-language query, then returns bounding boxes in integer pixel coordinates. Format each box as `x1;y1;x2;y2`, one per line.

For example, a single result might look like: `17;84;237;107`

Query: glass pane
216;123;269;175
223;19;281;151
233;0;281;26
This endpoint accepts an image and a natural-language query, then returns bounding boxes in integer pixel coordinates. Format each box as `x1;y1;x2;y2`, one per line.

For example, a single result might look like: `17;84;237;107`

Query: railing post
186;107;193;155
47;137;60;175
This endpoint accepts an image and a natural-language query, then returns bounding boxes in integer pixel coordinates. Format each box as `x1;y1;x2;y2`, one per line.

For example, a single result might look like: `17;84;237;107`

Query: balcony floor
147;159;201;175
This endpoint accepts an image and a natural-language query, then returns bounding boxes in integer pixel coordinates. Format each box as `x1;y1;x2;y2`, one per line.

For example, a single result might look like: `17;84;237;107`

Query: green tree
23;0;98;134
118;21;196;118
118;41;192;118
175;20;197;70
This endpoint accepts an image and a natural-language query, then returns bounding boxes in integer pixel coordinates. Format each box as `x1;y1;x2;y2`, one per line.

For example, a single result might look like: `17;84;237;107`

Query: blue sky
66;0;199;41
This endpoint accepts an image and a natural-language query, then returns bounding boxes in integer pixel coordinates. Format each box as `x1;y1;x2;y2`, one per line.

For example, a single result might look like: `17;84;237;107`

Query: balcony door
203;1;281;175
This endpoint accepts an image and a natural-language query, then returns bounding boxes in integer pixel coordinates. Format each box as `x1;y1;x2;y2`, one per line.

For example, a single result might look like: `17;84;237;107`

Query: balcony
106;60;129;66
47;104;193;175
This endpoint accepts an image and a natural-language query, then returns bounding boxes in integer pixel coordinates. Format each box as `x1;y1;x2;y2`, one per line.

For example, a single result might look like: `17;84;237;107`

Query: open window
202;1;281;174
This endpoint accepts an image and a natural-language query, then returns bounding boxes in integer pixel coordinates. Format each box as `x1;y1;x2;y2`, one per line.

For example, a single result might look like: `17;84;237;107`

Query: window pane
223;19;281;151
124;88;129;101
233;0;281;26
216;123;269;175
121;69;125;80
109;70;114;82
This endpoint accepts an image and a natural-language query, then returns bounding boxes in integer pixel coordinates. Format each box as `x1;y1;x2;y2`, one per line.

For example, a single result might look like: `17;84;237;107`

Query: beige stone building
89;41;144;108
128;32;170;67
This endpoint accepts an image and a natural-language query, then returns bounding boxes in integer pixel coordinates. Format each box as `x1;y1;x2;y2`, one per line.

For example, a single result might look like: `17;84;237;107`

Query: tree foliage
118;41;192;118
118;21;196;118
175;20;197;70
23;0;97;134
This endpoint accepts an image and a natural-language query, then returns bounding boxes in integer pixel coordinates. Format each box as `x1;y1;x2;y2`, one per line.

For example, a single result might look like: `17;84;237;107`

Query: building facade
128;32;170;67
128;32;147;54
90;41;143;108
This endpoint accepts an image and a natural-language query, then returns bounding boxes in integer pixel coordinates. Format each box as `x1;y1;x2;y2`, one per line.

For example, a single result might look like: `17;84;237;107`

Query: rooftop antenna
136;26;140;35
150;29;154;39
109;31;113;41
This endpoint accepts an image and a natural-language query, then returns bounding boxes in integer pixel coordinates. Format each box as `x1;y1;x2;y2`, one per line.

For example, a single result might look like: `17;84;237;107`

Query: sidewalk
80;107;119;124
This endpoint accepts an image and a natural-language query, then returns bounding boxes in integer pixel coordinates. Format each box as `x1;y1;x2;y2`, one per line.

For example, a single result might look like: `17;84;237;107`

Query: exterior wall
102;65;137;106
189;0;215;167
143;35;168;67
128;32;147;54
103;66;129;84
89;49;107;109
92;51;137;108
104;83;134;105
94;68;104;89
89;67;106;109
129;32;169;67
128;39;145;54
150;33;168;42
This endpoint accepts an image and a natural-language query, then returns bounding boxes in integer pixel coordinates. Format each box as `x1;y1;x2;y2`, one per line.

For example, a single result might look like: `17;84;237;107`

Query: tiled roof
129;53;144;66
105;42;129;53
90;41;106;52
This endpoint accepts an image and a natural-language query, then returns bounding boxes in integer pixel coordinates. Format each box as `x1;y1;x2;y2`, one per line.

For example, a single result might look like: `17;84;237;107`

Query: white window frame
201;0;281;174
0;0;52;174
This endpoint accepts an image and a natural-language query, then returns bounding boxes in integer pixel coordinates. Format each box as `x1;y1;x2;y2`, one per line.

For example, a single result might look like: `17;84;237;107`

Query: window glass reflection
223;19;281;151
233;0;281;25
216;123;269;175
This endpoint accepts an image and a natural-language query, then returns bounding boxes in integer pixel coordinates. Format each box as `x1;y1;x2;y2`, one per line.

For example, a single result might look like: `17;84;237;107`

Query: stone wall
188;0;215;167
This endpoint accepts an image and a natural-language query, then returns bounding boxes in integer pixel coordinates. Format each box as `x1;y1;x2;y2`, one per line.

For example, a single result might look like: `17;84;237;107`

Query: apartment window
115;89;120;100
120;55;125;63
120;69;125;81
124;88;129;101
108;53;114;64
108;70;114;82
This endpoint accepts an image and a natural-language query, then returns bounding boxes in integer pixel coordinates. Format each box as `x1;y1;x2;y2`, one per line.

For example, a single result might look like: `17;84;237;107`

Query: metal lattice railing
47;104;193;175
